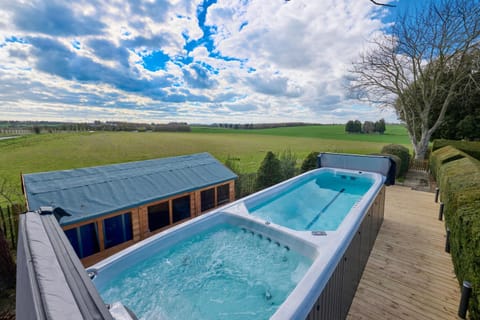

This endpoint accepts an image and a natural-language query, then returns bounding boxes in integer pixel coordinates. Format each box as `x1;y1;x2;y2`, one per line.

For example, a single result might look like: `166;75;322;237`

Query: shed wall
63;180;235;267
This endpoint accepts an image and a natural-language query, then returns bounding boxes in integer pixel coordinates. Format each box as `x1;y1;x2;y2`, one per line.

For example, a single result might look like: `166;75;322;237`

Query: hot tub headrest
317;152;396;185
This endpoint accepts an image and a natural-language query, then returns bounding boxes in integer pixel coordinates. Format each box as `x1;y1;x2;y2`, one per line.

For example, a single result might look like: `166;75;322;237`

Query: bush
256;151;282;190
430;147;480;319
380;144;410;177
432;139;480;160
371;153;402;178
301;151;320;173
279;150;298;180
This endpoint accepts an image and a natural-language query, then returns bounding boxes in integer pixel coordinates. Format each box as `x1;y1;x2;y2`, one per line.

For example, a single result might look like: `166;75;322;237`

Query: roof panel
23;153;237;225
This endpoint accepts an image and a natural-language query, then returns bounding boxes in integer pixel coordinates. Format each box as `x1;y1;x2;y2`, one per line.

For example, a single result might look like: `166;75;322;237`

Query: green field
192;125;409;144
0;125;409;203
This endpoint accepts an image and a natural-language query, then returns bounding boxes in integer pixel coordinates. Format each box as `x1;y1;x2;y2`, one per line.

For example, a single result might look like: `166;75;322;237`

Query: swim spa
244;169;375;231
16;153;394;320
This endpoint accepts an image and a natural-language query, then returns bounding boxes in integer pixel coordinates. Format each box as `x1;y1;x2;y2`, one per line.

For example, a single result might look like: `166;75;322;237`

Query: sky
0;0;416;124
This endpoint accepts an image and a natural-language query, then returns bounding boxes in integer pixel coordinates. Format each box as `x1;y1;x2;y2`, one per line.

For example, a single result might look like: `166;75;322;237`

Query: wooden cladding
62;180;235;267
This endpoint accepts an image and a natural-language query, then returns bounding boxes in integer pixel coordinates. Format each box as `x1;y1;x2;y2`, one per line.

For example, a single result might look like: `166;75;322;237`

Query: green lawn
0;125;410;204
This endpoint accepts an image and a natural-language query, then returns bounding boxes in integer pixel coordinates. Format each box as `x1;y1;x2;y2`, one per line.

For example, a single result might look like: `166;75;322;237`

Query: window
64;228;80;256
103;212;133;249
64;223;100;259
172;195;191;223
148;201;170;231
217;184;230;205
201;188;215;212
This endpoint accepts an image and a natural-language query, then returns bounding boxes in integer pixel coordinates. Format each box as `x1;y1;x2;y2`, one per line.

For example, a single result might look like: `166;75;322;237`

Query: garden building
22;153;237;266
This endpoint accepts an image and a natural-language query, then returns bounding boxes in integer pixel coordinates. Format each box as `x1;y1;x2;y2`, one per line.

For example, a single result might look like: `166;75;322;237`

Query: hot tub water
95;224;312;320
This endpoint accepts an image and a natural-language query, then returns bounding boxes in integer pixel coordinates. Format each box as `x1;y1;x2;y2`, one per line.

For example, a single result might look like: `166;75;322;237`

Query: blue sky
0;0;416;124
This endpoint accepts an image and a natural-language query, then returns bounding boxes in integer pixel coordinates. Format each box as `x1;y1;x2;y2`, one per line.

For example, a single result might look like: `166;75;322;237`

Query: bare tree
351;0;480;159
0;177;21;206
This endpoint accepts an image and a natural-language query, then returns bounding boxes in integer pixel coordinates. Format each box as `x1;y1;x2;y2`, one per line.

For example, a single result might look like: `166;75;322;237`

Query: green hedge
381;144;410;177
370;153;402;178
429;145;467;179
430;146;480;319
432;139;480;160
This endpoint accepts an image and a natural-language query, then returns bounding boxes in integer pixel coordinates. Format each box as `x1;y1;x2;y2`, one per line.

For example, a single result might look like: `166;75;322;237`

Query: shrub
380;144;410;177
430;147;480;319
432;139;480;160
256;151;282;190
279;150;298;180
301;151;320;173
371;153;402;178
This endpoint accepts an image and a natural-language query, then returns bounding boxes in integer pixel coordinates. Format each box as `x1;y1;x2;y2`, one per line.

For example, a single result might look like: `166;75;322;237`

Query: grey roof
23;153;237;225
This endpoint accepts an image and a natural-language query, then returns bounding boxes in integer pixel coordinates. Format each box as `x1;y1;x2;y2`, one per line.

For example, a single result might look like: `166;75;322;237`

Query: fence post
458;281;472;319
438;202;444;221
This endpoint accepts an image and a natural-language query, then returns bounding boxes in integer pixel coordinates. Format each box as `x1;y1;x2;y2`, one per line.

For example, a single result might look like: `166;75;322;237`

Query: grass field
192;125;409;144
0;124;409;204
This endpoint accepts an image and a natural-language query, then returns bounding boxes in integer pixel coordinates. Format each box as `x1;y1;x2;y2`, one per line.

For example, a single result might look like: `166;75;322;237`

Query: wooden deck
347;185;460;320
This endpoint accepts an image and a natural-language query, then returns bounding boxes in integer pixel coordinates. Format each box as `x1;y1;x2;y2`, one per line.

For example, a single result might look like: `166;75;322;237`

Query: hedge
430;146;480;319
381;144;410;177
370;153;402;178
429;145;468;179
432;139;480;161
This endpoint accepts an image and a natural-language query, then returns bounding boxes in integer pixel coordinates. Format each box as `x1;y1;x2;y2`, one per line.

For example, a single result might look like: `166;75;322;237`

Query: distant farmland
0;124;409;203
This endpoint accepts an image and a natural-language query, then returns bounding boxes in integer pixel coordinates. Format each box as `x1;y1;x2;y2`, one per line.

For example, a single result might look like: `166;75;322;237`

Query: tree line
211;122;319;129
0;120;191;133
345;119;386;134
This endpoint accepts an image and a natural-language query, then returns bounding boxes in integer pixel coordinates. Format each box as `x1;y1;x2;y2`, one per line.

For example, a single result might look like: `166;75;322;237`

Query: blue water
248;171;374;231
96;224;312;320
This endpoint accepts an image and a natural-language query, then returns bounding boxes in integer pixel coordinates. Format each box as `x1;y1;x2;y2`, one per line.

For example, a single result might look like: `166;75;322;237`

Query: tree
429;70;480;140
0;177;21;290
278;150;298;180
345;120;355;133
362;121;375;133
256;151;282;190
351;0;480;159
374;119;386;134
301;151;320;173
345;120;362;133
0;177;21;206
353;120;362;133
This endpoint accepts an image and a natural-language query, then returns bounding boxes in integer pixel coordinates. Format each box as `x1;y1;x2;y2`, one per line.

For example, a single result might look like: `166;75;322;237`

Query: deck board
347;185;460;320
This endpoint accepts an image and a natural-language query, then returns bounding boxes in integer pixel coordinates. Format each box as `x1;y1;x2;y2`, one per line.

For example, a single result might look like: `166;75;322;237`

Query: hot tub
90;167;387;320
92;214;317;319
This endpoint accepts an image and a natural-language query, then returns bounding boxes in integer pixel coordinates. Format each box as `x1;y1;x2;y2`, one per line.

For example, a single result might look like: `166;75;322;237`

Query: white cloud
0;0;398;124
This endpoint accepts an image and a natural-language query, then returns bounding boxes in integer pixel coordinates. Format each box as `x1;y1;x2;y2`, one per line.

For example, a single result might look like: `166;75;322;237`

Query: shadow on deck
347;185;460;320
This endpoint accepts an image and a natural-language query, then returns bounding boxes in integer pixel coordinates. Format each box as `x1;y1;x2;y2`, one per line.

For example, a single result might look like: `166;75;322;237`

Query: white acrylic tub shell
90;168;386;320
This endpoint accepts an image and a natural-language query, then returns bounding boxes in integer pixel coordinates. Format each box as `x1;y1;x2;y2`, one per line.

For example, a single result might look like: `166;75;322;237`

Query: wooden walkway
347;185;460;320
